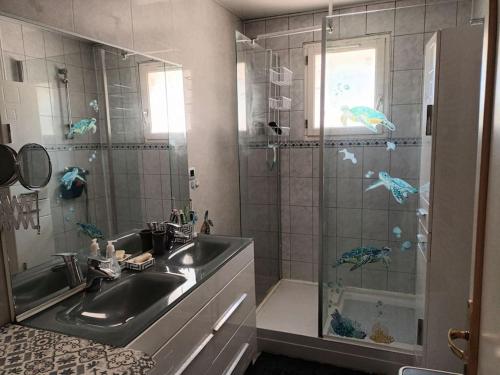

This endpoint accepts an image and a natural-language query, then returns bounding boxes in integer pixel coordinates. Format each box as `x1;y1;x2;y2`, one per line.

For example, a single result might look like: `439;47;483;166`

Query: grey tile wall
243;1;468;293
0;18;105;257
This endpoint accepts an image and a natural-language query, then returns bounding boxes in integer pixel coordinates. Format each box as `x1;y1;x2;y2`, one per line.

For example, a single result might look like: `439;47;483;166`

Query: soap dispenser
106;240;121;279
90;238;100;257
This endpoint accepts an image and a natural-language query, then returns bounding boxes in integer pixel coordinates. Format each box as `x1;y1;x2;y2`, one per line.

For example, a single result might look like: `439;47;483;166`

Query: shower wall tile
337;208;362;238
337;178;363;208
362;269;388;290
362;209;389;240
290;205;313;234
391;104;421;138
290;148;313;177
424;1;458;32
339;6;367;39
363;178;390;210
393;34;424;71
289;177;313;206
289;14;313;48
366;2;395;34
395;0;425;36
290;233;313;262
291;260;313;281
265;17;289;50
392;69;423;105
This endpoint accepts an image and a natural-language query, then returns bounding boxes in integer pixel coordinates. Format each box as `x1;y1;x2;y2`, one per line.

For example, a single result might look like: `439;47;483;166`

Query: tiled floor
245;352;369;375
257;279;318;336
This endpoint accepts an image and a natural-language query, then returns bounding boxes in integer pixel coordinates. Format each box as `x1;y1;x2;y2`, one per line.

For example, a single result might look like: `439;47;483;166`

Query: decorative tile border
247;137;422;149
45;142;170;151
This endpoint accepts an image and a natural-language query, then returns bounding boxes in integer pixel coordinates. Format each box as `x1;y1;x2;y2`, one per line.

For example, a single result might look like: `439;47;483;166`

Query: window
139;62;186;140
304;34;390;136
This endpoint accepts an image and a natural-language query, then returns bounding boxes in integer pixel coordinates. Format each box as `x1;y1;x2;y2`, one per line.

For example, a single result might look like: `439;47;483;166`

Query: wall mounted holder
0;143;52;234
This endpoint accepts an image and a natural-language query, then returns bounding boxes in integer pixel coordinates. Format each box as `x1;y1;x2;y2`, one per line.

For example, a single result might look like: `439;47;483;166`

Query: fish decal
366;171;418;204
67;118;97;139
334;246;391;271
365;170;375;178
76;223;104;239
339;148;357;164
331;309;366;339
60;168;86;190
340;106;396;133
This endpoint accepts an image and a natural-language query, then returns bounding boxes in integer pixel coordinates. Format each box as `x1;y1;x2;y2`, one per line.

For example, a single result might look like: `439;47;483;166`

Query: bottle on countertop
90;238;100;257
106;240;121;278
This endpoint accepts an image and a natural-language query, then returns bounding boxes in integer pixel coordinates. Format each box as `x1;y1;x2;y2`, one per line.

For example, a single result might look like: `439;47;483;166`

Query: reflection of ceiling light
182;255;194;266
82;312;107;319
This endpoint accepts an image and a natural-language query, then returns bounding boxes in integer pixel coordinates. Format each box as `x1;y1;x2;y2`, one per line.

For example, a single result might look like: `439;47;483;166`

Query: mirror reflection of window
139;63;186;140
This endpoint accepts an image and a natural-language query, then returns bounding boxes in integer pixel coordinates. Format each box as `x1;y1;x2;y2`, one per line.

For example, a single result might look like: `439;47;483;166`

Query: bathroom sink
60;273;186;327
167;237;232;268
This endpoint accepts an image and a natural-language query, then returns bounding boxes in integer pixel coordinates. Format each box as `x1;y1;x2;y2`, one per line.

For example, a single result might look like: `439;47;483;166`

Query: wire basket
270;67;293;86
269;96;291;110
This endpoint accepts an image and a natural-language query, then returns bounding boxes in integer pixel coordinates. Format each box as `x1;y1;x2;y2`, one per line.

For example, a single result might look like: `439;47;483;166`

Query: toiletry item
268;121;283;135
200;210;214;234
131;252;152;264
152;230;166;255
106;240;121;278
179;210;187;225
139;229;153;251
89;238;99;257
115;250;126;260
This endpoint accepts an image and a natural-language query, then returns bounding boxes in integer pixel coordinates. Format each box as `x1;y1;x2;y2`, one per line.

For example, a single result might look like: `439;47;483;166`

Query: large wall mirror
0;15;190;318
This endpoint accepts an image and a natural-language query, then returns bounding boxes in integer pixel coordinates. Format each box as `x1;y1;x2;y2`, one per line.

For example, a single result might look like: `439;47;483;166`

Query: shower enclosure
235;0;477;363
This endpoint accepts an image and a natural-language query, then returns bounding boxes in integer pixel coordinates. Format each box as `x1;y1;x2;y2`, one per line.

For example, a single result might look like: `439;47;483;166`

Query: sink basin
60;273;186;327
167;237;232;268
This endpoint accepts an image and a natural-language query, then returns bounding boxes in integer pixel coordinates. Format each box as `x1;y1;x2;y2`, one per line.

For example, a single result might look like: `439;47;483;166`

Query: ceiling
216;0;332;20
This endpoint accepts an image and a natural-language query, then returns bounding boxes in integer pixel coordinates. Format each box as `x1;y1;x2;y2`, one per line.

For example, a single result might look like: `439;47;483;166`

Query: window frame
139;61;179;142
304;34;391;137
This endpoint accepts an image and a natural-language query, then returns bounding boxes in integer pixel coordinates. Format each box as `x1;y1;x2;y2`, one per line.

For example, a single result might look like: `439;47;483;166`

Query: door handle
448;328;470;361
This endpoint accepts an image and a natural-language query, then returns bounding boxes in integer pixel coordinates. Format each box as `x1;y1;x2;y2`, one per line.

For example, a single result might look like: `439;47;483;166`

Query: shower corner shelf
269;96;291;110
270;67;293;86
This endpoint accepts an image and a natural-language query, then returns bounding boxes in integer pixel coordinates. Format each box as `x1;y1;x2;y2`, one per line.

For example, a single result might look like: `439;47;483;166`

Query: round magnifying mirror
17;143;52;190
0;144;18;187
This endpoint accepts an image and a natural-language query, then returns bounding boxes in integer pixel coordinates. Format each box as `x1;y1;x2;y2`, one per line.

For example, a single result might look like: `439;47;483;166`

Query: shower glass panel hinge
417;318;424;345
305;119;308;129
305;55;309;66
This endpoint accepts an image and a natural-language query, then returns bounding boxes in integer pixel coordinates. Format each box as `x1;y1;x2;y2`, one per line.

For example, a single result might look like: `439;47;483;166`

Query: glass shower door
318;11;422;352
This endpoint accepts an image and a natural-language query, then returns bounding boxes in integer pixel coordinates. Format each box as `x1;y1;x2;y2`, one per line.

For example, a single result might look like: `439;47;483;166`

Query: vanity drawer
205;311;257;375
151;261;255;375
209;261;255;358
151;299;215;375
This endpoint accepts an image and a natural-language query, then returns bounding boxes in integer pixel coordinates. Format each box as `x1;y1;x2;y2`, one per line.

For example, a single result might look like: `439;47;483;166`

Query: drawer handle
223;343;250;375
213;293;248;332
174;333;214;375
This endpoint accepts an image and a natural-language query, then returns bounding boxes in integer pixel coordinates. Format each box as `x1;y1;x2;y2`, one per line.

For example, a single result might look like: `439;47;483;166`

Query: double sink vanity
12;234;257;375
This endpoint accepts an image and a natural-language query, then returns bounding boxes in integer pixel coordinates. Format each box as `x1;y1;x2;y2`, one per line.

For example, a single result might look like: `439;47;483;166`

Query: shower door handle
447;328;470;361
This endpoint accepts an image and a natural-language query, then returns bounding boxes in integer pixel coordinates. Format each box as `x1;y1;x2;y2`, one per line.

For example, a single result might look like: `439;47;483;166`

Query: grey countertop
0;323;155;374
21;235;252;348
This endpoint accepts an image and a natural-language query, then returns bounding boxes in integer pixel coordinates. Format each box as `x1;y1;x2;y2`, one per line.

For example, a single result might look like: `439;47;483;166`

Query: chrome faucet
53;253;84;288
86;257;119;292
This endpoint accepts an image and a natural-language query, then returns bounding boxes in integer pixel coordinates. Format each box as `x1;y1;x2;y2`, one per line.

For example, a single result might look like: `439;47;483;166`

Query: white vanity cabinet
128;242;257;375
